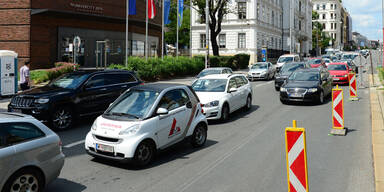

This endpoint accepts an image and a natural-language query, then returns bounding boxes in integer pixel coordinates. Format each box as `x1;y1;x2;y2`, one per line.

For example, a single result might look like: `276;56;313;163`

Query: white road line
64;140;85;148
254;81;274;88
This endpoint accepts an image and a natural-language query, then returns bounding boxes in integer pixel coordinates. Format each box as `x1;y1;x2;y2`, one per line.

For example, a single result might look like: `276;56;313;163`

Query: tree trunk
211;35;219;56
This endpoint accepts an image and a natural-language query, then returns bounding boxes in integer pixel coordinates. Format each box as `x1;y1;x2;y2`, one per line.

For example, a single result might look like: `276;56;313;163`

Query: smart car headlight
35;98;49;104
119;124;140;135
280;87;287;92
204;100;219;107
308;88;318;93
91;120;98;131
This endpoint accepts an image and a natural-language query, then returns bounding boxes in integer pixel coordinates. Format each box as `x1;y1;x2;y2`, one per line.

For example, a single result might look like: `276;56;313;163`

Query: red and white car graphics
85;84;208;165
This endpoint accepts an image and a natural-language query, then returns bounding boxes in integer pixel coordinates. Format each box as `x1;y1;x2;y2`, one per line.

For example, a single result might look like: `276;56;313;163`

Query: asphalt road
44;57;375;192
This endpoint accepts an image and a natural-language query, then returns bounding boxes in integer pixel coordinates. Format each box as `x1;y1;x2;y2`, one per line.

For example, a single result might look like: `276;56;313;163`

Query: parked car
307;58;325;68
342;52;359;60
85;83;208;166
276;54;300;71
8;70;142;130
280;68;332;104
331;56;338;61
327;62;350;85
0;113;65;192
196;67;233;79
247;62;276;81
192;74;253;121
275;62;308;91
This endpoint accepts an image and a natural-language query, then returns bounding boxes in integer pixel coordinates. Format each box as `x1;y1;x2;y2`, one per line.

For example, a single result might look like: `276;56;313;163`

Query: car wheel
275;87;280;91
51;107;73;131
190;124;207;148
221;104;230;122
133;141;155;166
280;99;288;105
245;95;252;111
318;91;325;104
2;168;44;192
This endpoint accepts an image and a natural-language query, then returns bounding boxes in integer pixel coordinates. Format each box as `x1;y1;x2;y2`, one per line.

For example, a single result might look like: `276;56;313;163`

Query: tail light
140;82;145;85
59;140;63;153
200;104;204;114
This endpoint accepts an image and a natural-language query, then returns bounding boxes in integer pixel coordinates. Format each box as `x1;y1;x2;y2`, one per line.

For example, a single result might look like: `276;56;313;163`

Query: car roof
280;54;298;57
202;67;231;71
71;69;134;75
295;68;321;73
309;58;321;60
131;83;187;92
329;62;347;65
0;112;34;122
200;74;243;79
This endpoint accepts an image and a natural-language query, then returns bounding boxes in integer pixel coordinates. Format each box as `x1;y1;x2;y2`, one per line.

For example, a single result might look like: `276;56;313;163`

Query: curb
370;74;384;191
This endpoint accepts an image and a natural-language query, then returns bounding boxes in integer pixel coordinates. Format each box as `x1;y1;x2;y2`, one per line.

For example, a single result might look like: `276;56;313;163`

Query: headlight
34;98;49;104
280;87;287;92
91;120;98;131
261;71;267;75
204;100;220;107
119;124;140;135
308;88;318;93
344;75;348;77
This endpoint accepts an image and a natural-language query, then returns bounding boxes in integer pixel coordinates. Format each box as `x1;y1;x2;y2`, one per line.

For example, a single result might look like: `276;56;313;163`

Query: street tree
192;0;232;56
312;11;331;54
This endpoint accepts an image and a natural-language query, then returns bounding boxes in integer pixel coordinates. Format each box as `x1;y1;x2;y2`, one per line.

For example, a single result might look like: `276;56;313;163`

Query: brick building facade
0;0;162;69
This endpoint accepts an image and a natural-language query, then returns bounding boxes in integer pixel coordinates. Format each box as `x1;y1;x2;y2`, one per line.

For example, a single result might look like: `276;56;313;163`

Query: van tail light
59;140;63;153
140;82;145;85
200;104;204;114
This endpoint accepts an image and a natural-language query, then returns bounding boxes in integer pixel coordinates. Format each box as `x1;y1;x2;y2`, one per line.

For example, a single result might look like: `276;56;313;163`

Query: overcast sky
343;0;382;41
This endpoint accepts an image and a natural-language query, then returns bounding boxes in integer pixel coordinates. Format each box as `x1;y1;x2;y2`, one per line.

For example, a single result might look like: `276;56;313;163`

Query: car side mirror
186;101;193;109
109;103;113;107
229;88;237;93
156;108;169;115
83;83;92;90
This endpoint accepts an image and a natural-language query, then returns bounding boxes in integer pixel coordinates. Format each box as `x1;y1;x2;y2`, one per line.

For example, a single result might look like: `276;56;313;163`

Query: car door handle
100;88;107;91
121;85;128;88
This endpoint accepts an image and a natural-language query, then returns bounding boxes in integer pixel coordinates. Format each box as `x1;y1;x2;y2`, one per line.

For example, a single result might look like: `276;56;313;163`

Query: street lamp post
205;0;209;69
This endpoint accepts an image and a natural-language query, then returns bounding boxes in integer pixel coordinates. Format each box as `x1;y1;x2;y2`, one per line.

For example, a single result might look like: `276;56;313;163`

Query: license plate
289;94;302;98
96;143;114;153
11;109;22;113
334;78;340;80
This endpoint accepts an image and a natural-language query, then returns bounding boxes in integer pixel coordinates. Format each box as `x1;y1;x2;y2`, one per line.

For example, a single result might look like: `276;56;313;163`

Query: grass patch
378;67;384;85
30;70;49;84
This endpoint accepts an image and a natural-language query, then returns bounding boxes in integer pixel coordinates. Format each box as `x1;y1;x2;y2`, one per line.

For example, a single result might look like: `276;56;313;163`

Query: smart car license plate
96;143;114;153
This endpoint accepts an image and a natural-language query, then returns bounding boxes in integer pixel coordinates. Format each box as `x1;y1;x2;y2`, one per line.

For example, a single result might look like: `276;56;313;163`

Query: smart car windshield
197;69;221;78
49;73;89;89
278;57;293;63
192;79;227;92
251;63;268;69
328;65;347;71
105;89;159;119
289;72;319;81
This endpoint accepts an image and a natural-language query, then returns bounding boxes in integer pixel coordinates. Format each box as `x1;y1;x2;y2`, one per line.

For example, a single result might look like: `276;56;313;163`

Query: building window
322;4;326;10
272;11;275;26
199;14;205;24
200;34;206;48
322;23;326;30
322;14;326;20
331;13;333;19
331;23;333;29
334;23;337;29
257;3;260;20
238;2;246;19
238;33;246;48
334;4;337;9
316;4;320;10
334;14;337;19
299;20;302;31
219;34;226;48
331;4;333;9
299;1;302;12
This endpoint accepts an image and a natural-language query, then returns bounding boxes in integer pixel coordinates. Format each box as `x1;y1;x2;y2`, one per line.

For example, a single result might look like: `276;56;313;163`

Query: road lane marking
253;81;274;88
64;140;85;148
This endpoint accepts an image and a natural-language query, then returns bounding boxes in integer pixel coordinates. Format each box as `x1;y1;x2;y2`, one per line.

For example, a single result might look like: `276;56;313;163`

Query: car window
86;75;105;88
240;76;249;84
234;77;244;88
0;122;45;148
228;78;237;90
158;89;190;111
104;73;137;85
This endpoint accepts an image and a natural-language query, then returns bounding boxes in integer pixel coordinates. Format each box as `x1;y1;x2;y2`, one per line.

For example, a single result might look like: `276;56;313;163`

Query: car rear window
0;122;45;148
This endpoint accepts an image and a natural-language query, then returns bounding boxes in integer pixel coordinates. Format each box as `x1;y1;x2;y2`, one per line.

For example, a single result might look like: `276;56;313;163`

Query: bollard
330;85;346;136
348;72;359;101
285;120;309;192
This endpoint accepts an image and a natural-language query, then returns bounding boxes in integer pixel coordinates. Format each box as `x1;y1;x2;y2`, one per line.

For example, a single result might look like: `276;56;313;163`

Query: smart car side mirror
156;108;169;115
229;88;237;93
186;101;193;109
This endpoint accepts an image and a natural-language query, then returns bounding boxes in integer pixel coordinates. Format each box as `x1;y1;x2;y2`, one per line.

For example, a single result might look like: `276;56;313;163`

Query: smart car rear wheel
2;168;44;192
191;124;207;147
133;141;155;166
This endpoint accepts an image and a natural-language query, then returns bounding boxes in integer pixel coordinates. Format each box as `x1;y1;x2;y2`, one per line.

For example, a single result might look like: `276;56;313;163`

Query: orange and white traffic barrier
285;120;308;192
348;72;358;101
330;85;346;135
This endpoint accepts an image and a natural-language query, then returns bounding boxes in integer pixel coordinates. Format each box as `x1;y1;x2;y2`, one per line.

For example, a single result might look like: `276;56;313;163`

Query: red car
327;62;350;84
308;58;326;68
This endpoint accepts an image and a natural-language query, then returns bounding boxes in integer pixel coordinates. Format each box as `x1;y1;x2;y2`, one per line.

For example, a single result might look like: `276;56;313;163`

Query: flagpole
162;0;164;59
125;0;129;67
145;0;149;61
176;0;179;57
189;0;192;58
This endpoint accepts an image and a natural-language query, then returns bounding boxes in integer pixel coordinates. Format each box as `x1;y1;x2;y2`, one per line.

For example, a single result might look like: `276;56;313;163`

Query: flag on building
148;0;156;19
178;0;184;26
129;0;136;15
164;0;171;24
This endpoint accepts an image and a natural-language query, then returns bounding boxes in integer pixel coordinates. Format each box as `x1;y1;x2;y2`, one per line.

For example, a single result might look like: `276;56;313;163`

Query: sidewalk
370;74;384;191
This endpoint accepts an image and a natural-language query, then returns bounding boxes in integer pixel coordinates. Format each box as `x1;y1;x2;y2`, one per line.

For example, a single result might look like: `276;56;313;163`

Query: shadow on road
45;178;87;192
208;105;260;125
90;139;218;170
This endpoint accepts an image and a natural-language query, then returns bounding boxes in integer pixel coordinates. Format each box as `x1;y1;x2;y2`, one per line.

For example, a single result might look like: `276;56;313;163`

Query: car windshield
322;55;330;59
289;72;319;81
308;59;321;64
49;73;89;89
105;89;159;119
328;65;347;71
197;69;221;78
251;63;268;69
342;55;353;60
280;64;304;75
192;79;227;92
278;57;293;63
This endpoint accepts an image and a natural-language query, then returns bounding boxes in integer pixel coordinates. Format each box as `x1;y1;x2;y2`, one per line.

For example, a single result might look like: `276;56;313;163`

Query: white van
276;54;300;70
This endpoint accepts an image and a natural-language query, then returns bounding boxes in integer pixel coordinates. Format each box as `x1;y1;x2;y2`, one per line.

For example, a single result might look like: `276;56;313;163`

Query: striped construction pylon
330;85;346;135
285;120;308;192
348;72;358;101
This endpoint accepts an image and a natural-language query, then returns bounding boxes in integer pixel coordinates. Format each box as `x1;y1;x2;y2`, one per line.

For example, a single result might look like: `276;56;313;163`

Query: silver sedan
248;62;276;81
0;113;65;192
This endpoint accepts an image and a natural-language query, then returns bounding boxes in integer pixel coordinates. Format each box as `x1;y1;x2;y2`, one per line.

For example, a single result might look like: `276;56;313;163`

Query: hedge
30;62;79;84
194;54;250;70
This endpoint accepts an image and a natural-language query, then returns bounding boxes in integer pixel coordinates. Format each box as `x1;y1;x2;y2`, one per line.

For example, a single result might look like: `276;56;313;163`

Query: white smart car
191;74;253;121
85;83;207;166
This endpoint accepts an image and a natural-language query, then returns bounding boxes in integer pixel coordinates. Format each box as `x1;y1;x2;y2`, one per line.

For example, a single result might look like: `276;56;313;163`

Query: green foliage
165;0;191;47
30;62;78;84
378;67;384;85
30;70;48;84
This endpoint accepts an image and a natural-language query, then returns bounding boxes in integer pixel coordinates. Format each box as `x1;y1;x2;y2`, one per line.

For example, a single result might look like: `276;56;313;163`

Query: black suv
8;70;142;130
